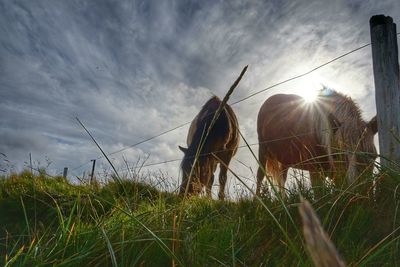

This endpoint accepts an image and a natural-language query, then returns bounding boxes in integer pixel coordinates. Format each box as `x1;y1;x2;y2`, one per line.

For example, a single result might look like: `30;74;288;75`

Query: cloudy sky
1;0;399;197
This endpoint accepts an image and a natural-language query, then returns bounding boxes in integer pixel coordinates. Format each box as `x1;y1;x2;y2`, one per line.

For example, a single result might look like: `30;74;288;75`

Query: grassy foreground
1;170;400;266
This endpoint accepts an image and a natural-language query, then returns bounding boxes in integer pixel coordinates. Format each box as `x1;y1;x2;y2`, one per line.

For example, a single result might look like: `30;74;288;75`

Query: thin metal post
29;152;33;175
90;159;96;184
63;167;68;179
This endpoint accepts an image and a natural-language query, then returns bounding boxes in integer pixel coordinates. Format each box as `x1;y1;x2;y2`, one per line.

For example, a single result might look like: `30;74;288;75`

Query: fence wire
70;36;395;174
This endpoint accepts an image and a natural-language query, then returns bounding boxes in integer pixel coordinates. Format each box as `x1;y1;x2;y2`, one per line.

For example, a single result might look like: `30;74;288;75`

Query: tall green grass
0;167;399;266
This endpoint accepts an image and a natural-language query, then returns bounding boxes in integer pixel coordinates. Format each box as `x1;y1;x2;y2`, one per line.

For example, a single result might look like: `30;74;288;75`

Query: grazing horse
179;96;239;200
256;88;378;196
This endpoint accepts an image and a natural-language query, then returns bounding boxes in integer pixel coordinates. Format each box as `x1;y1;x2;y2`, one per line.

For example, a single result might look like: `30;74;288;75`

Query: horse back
257;94;329;170
187;96;239;155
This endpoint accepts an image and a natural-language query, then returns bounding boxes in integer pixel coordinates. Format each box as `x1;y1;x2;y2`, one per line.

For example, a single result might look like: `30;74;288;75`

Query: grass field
1;168;399;266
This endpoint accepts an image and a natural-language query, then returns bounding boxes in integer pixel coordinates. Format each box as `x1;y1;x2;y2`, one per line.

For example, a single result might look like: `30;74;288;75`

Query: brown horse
179;96;239;199
256;88;378;196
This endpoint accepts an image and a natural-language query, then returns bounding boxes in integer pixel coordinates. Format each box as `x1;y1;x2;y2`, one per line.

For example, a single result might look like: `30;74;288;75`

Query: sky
1;0;400;198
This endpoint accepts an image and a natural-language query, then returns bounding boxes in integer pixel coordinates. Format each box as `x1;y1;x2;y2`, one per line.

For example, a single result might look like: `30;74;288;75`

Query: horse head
350;115;377;181
335;115;378;183
178;145;215;195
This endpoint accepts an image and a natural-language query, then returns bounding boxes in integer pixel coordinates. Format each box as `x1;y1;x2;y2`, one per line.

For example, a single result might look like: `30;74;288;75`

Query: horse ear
368;115;378;134
178;146;188;153
328;113;341;133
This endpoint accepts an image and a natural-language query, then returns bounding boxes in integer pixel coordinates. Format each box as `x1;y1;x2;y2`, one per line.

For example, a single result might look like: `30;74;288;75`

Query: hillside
1;171;399;266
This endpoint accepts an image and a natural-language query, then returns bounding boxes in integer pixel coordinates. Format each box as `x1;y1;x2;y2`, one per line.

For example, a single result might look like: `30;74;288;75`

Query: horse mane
311;102;335;169
321;89;367;148
324;89;363;122
308;88;364;168
181;96;230;168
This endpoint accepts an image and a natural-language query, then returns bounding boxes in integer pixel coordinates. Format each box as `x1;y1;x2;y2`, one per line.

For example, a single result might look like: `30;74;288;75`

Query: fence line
70;35;399;174
115;126;374;173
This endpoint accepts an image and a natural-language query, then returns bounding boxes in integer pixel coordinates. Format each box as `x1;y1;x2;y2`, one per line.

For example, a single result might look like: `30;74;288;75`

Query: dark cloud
1;0;399;197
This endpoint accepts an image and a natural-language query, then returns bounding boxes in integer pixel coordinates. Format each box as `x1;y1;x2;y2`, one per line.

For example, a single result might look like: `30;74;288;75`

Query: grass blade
101;226;118;267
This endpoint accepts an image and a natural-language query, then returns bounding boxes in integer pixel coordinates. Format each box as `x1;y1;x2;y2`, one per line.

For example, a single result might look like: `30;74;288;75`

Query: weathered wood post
370;15;400;170
370;15;400;234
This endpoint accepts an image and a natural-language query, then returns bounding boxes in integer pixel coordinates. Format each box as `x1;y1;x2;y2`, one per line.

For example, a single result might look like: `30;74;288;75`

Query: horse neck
331;97;366;147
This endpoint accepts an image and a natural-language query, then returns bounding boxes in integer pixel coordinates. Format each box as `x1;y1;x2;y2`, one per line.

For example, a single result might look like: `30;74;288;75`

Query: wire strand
71;40;376;172
117;125;366;172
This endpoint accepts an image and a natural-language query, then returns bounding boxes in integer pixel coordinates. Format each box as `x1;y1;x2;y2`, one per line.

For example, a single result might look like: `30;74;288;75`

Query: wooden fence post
370;15;400;170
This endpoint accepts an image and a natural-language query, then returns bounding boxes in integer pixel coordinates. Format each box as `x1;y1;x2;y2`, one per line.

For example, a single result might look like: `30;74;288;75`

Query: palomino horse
256;88;378;196
179;96;239;200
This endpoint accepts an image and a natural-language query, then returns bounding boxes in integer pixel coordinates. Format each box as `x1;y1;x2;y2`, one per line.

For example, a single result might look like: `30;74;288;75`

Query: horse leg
205;174;214;198
256;145;268;196
278;167;288;198
216;150;235;200
218;165;228;200
310;171;325;200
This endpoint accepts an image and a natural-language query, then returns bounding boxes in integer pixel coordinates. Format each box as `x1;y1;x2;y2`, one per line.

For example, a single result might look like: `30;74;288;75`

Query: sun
295;74;324;103
300;87;319;103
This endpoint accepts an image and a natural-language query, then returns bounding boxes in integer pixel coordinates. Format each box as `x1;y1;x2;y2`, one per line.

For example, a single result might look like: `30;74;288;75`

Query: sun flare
295;74;325;103
300;88;319;103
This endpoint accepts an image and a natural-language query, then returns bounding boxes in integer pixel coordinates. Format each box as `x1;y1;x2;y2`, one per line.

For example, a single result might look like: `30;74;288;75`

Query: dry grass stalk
172;211;177;267
299;199;346;267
